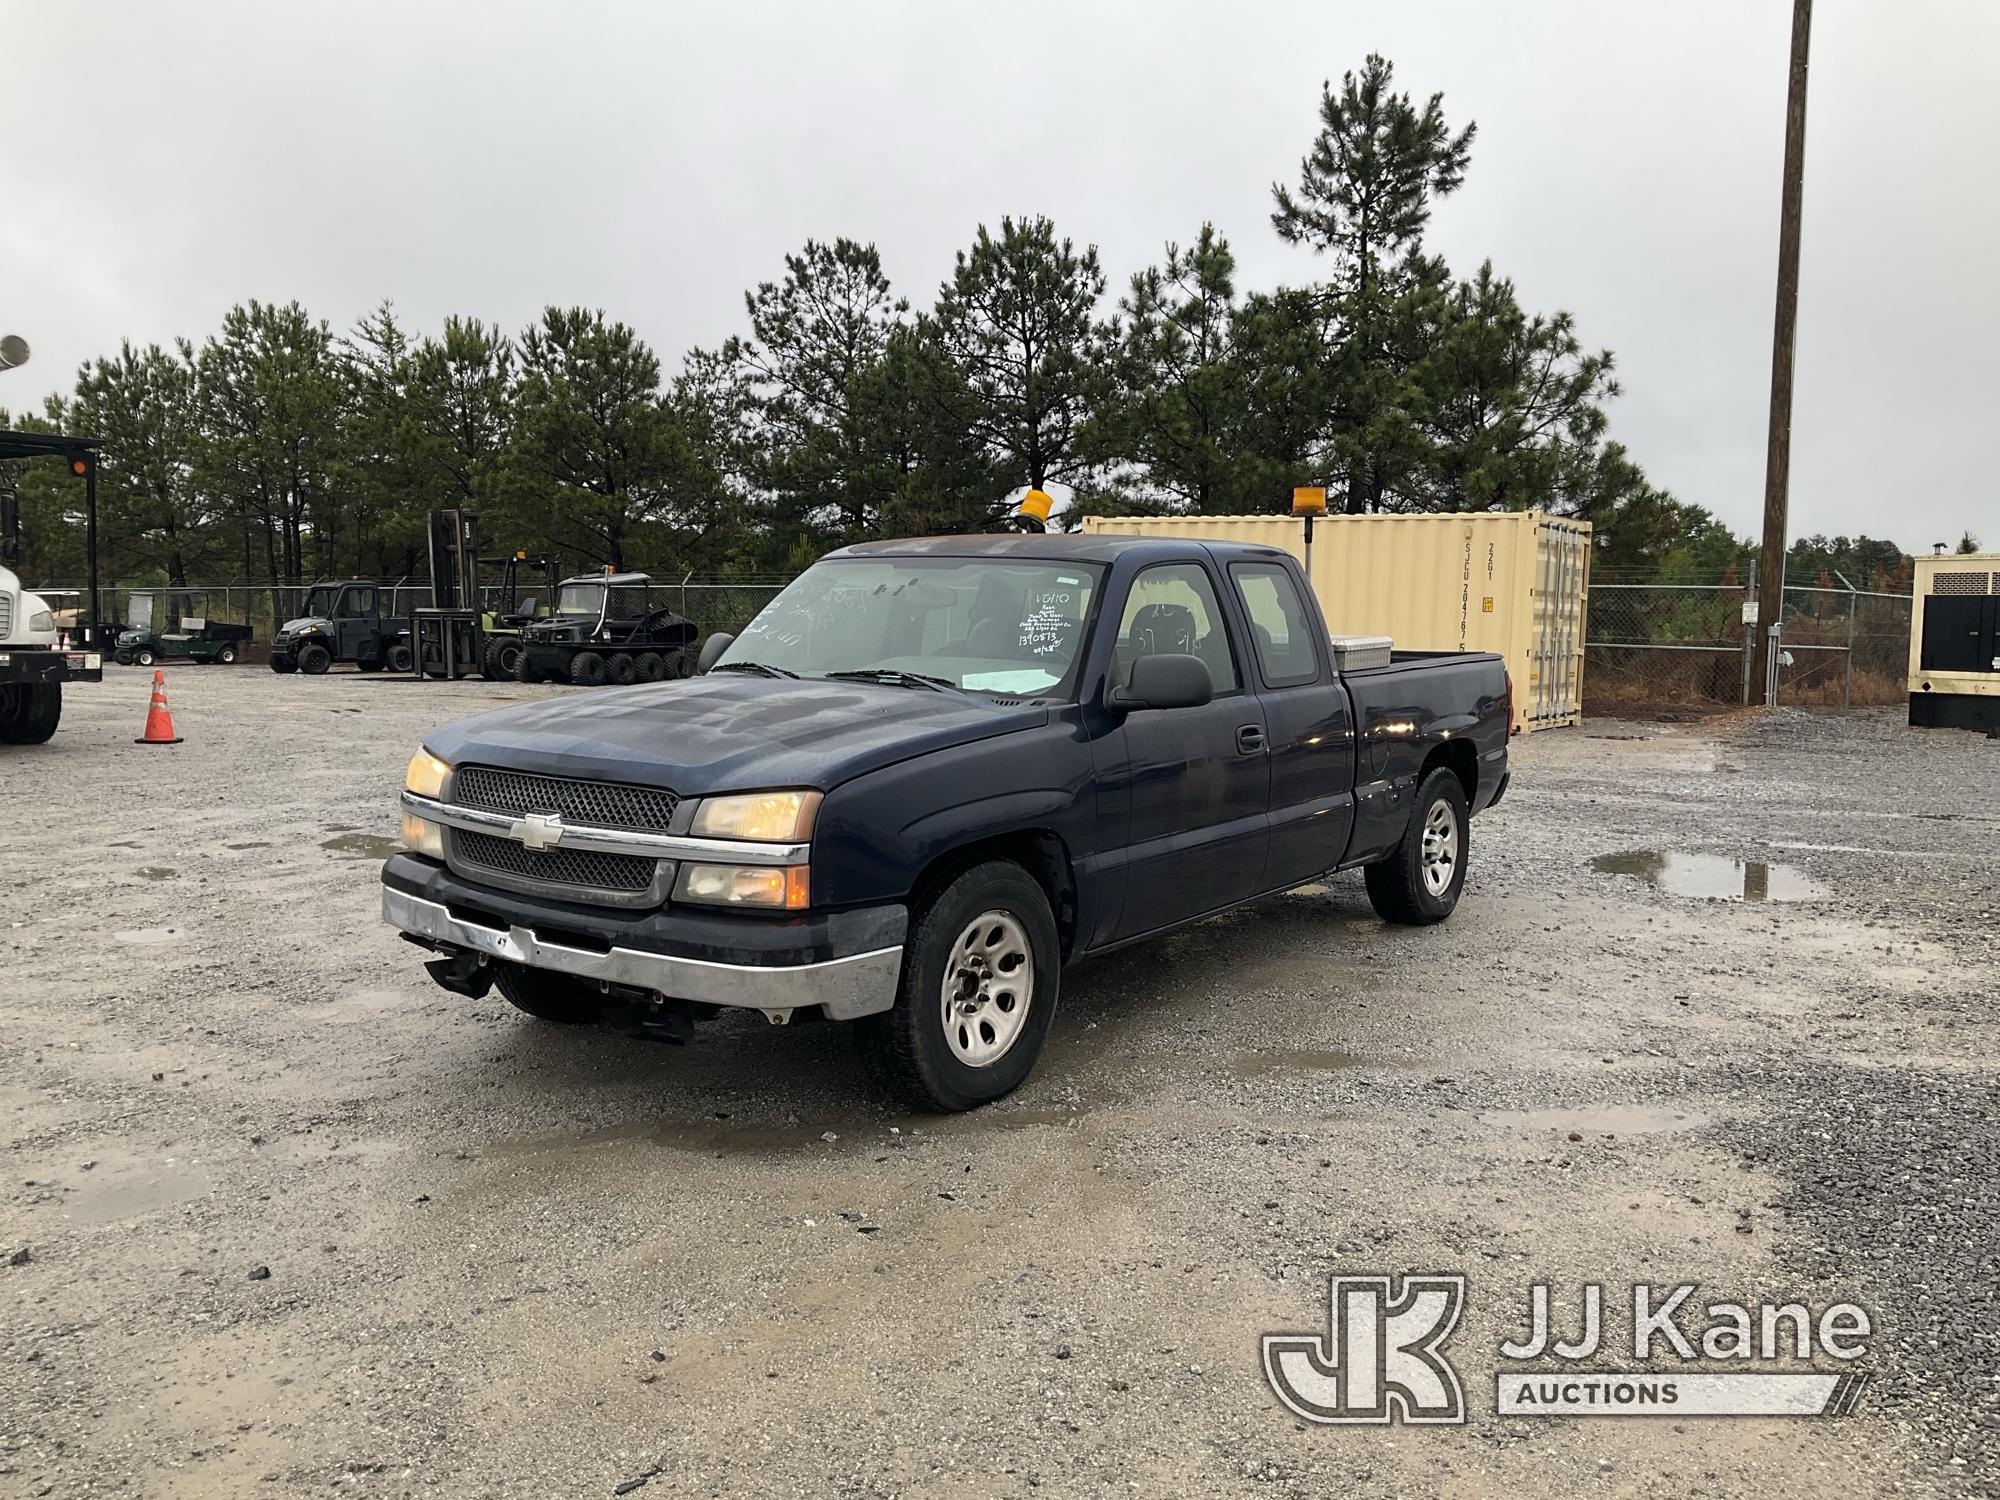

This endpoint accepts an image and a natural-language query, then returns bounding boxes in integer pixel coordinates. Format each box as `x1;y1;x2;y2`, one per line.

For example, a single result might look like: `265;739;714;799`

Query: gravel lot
3;665;1995;1498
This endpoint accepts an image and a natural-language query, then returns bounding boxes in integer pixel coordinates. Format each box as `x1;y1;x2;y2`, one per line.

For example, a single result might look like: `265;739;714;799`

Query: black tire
386;643;414;674
607;652;637;685
513;649;542;685
491;964;603;1025
856;860;1061;1112
1364;766;1470;926
662;647;692;679
356;655;383;673
297;642;333;676
0;683;61;745
115;651;133;666
217;644;238;665
635;651;665;683
485;638;522;682
270;656;296;675
135;647;155;667
569;651;606;687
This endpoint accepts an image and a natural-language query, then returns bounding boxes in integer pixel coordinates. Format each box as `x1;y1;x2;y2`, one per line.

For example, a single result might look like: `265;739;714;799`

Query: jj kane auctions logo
1263;1274;1871;1423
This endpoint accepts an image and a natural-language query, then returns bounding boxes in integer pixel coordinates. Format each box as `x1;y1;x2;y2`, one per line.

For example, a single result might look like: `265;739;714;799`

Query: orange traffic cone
135;669;183;746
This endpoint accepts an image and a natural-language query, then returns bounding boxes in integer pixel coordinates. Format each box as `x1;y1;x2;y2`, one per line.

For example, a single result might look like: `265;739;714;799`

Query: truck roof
831;532;1297;565
558;572;649;587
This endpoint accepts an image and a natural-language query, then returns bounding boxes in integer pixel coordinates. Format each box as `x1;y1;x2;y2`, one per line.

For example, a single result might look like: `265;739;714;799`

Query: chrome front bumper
380;885;903;1021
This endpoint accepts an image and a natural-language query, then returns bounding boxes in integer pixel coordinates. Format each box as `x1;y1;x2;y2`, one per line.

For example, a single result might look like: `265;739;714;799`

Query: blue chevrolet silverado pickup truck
382;533;1511;1110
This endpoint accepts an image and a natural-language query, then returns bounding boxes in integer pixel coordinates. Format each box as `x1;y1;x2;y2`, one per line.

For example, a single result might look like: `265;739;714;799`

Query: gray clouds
4;0;1994;549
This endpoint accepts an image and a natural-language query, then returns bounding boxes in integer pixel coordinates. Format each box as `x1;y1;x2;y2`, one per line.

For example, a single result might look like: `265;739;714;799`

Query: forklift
412;508;559;680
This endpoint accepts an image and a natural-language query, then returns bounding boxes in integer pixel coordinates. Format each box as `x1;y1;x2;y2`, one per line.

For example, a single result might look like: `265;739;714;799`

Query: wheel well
1423;737;1479;806
908;830;1079;960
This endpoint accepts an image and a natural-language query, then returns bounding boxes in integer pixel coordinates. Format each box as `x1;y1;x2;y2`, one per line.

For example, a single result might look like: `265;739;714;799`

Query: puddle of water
1231;1049;1366;1079
1591;850;1825;902
47;1161;214;1225
114;927;178;945
1483;1105;1707;1136
224;840;270;851
108;839;141;849
137;866;176;881
320;832;400;860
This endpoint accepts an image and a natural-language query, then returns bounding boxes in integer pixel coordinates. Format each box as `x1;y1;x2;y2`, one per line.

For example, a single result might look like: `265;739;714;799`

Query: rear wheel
356;655;383;673
297;642;333;676
136;647;155;667
635;651;665;682
569;651;606;687
216;644;239;665
386;642;414;673
607;652;637;685
1364;766;1470;925
492;964;603;1025
662;647;692;679
856;861;1060;1112
513;649;543;685
0;683;61;745
270;656;296;675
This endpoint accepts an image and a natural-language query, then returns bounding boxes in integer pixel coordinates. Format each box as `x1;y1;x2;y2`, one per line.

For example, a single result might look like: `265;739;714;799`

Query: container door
1921;596;1989;673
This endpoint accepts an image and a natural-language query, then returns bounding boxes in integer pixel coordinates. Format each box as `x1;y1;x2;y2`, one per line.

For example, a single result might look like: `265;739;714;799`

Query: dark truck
271;580;413;674
381;535;1510;1110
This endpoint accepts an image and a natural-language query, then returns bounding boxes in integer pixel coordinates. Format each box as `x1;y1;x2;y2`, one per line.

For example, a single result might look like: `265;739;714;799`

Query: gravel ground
2;667;1995;1498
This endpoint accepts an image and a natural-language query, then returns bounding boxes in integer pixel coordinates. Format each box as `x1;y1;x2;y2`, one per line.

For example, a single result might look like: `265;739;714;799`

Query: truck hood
278;616;331;636
422;674;1052;796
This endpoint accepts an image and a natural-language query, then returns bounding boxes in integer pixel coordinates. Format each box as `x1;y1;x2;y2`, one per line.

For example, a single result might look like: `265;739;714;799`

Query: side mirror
696;632;736;674
1107;652;1213;713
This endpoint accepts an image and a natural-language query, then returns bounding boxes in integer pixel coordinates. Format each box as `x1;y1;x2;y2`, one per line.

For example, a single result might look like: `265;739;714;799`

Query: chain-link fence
35;576;790;641
1585;583;1911;708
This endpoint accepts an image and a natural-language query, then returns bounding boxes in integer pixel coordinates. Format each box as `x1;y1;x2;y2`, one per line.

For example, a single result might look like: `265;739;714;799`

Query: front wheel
270;656;296;675
0;683;61;744
485;638;522;681
857;861;1060;1112
569;651;606;687
1364;766;1470;925
492;964;603;1025
136;648;155;667
297;642;333;676
513;649;543;685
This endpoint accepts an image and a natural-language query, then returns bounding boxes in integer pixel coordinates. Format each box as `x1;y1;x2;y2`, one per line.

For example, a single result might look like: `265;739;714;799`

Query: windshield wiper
822;668;962;694
710;660;800;679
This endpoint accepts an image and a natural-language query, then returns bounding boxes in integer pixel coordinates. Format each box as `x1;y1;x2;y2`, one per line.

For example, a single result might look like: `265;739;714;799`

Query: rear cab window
1229;561;1322;687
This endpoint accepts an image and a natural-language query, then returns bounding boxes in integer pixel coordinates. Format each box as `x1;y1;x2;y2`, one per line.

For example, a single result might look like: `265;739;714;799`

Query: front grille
451;765;680;831
0;594;13;637
454;829;657;894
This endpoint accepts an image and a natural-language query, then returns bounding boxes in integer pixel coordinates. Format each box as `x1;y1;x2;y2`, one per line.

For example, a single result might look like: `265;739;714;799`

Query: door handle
1237;724;1267;754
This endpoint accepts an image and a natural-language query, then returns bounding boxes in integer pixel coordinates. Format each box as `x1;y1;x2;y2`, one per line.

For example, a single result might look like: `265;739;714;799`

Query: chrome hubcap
1421;799;1459;896
939;910;1034;1068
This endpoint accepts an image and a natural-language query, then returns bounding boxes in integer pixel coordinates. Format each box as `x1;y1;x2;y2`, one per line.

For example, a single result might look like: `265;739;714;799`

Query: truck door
337;585;378;662
1228;560;1356;889
1103;560;1270;941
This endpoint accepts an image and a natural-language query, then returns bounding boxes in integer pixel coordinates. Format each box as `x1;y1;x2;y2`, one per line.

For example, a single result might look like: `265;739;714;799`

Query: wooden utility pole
1751;0;1814;705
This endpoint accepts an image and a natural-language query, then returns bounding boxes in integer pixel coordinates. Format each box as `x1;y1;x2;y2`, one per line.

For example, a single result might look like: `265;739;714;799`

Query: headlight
400;810;445;858
405;749;450;799
28;610;54;633
690;790;821;842
675;863;810;909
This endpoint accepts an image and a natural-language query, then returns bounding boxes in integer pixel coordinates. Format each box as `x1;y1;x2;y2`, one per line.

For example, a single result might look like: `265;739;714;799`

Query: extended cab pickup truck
382;535;1511;1110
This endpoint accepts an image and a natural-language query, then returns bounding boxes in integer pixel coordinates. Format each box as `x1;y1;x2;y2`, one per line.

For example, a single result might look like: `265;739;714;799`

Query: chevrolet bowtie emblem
509;812;564;851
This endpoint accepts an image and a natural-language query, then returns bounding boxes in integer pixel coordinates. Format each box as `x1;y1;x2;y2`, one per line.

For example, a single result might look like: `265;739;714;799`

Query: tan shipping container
1080;510;1591;733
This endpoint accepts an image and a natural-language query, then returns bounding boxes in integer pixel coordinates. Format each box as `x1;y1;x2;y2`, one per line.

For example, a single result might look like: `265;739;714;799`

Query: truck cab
0;562;103;744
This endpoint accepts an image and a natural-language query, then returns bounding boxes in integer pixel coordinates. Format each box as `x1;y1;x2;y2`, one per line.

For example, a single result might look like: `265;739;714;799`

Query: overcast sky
4;0;1995;553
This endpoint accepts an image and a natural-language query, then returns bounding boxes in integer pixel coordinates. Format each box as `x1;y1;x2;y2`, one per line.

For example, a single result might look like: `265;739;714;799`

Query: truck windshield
304;587;336;617
721;557;1103;697
554;583;605;618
